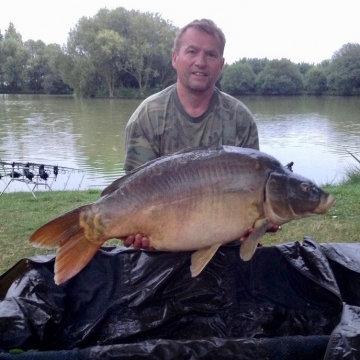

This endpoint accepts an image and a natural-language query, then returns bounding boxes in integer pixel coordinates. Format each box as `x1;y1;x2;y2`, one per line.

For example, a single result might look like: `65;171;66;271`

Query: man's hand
123;234;154;250
240;224;280;242
124;225;280;250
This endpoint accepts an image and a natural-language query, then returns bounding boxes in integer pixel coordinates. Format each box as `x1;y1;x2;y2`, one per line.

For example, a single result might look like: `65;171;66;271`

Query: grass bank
1;180;359;276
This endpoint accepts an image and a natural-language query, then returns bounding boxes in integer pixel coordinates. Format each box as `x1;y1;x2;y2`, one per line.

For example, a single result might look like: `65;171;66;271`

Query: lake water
1;94;359;194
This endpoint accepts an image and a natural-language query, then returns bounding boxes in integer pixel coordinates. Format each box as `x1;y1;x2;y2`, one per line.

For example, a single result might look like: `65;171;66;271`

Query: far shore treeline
1;7;360;98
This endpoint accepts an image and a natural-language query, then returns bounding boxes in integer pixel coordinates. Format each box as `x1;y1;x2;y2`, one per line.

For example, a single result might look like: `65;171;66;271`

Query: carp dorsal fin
240;218;269;261
101;149;198;197
101;146;223;197
101;162;152;197
190;244;221;277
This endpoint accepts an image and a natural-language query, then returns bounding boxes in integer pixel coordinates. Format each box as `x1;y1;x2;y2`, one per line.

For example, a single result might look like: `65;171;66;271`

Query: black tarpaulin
1;237;360;359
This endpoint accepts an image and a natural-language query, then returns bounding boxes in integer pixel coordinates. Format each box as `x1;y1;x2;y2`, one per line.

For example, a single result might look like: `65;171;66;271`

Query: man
123;19;272;249
124;18;259;173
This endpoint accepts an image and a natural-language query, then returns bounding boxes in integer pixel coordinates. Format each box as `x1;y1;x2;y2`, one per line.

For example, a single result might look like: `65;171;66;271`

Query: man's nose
194;53;206;67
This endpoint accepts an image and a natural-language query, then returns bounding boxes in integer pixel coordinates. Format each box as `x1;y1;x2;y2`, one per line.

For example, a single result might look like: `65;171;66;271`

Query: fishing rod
0;159;86;198
0;160;81;172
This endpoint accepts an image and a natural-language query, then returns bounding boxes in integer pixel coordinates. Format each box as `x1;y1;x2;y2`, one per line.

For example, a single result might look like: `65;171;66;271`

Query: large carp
30;146;335;285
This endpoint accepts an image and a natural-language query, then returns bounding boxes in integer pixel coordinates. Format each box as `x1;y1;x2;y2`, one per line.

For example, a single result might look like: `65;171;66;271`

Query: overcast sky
1;0;359;65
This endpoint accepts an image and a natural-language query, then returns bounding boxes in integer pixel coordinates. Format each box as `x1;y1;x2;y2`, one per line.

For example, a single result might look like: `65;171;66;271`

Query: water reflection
0;95;139;192
0;94;359;194
241;96;360;184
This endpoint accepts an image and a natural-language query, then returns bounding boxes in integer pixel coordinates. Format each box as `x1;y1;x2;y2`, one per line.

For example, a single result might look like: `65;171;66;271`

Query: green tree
320;59;330;68
0;31;3;90
123;11;176;96
220;62;256;95
22;40;71;94
0;23;27;91
152;54;176;90
63;7;176;97
42;43;72;94
297;62;313;76
4;22;22;42
24;39;47;92
239;57;268;75
256;59;304;95
0;39;28;91
327;43;360;95
92;29;125;97
64;14;108;96
42;72;70;94
305;67;327;95
61;54;99;97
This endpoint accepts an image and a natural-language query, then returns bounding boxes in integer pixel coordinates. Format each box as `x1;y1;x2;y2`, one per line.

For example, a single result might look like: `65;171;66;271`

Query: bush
305;68;327;95
220;63;256;95
256;59;304;95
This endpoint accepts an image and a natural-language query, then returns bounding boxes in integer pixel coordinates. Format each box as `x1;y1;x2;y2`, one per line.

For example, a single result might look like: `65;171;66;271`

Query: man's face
172;27;225;93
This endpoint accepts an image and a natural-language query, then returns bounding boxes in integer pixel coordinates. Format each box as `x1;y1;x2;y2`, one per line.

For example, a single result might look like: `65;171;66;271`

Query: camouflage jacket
124;84;259;173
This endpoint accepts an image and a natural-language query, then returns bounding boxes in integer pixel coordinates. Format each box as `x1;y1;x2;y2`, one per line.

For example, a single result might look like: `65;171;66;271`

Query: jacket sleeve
124;106;159;173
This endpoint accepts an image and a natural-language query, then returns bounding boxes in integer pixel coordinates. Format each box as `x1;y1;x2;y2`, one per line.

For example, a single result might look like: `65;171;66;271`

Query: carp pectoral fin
240;219;269;261
54;232;102;285
190;244;221;277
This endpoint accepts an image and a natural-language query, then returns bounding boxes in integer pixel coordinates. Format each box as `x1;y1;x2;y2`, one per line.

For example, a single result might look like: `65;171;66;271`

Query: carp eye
301;183;313;192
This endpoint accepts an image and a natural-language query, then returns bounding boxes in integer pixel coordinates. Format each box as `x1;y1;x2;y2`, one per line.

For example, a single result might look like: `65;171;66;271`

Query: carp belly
130;190;264;251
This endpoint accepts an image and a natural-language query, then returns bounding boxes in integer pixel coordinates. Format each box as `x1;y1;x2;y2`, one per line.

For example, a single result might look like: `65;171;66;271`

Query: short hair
172;19;226;56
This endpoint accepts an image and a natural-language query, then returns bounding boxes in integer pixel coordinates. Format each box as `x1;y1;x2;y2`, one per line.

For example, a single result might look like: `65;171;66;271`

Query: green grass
262;182;360;247
0;180;359;276
0;190;101;275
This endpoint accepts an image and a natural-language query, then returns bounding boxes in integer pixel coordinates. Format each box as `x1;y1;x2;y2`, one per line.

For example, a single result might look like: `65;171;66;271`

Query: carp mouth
313;194;336;214
264;172;336;224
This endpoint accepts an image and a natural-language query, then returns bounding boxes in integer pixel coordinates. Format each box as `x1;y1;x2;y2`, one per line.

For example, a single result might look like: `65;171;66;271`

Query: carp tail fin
29;205;88;248
29;205;100;285
54;231;102;285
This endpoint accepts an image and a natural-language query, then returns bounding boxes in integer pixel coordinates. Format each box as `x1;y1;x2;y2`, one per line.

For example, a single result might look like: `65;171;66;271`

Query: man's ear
172;52;178;69
220;57;225;71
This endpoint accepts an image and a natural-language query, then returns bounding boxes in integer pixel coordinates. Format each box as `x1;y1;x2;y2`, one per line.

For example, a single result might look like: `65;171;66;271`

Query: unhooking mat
1;237;360;359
